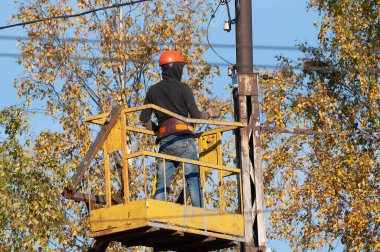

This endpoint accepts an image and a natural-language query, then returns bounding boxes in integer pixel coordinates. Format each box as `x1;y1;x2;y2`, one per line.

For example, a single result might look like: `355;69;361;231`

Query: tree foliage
4;0;379;251
262;0;379;251
0;106;81;250
3;0;228;250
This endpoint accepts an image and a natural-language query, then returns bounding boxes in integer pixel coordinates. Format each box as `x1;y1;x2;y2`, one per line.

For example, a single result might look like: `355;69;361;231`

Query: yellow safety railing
85;104;245;213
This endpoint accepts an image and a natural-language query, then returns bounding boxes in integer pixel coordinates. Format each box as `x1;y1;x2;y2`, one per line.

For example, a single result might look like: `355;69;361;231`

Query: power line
206;1;233;65
1;52;378;73
0;35;302;51
0;0;150;30
0;52;278;68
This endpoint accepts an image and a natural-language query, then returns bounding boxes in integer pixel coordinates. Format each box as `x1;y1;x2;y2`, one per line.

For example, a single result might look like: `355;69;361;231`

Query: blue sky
0;1;322;251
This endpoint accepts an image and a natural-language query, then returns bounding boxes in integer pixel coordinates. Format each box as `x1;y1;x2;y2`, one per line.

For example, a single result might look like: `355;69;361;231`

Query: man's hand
141;120;158;132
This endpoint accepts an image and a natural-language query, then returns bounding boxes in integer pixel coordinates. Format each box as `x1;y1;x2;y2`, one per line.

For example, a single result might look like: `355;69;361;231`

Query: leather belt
158;118;192;139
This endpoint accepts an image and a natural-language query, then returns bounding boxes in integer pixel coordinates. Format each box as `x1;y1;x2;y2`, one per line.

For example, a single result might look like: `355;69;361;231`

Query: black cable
223;0;233;24
222;0;238;25
206;2;234;65
0;0;150;30
233;0;241;24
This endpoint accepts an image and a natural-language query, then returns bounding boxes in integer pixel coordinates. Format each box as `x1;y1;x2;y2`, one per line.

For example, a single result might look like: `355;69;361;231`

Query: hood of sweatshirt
161;62;184;81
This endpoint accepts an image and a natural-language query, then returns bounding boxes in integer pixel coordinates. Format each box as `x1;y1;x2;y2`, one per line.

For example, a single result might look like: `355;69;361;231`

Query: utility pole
234;0;267;251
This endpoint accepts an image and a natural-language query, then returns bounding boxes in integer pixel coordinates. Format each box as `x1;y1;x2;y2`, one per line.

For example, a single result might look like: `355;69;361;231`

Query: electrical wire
0;35;303;51
0;51;273;68
206;2;234;66
1;52;378;73
223;0;233;24
0;0;151;30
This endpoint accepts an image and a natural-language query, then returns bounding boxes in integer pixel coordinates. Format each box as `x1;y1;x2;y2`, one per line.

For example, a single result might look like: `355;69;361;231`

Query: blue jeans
155;134;203;207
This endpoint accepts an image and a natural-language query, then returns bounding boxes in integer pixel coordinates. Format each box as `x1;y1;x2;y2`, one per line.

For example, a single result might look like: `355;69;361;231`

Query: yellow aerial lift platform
62;104;246;251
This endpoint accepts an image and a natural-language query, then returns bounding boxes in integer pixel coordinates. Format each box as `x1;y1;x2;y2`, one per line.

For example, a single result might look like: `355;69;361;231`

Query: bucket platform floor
90;199;244;251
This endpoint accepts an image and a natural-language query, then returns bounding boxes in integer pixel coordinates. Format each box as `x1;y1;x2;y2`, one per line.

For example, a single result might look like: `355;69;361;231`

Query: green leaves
8;0;223;250
0;107;69;251
263;0;379;251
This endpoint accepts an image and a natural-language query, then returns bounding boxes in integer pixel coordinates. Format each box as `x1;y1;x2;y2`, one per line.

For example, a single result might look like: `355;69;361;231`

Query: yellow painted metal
84;113;108;124
143;155;147;198
182;161;187;206
163;159;166;201
223;171;235;178
194;125;239;138
130;104;245;126
199;132;220;165
147;200;244;236
82;104;246;245
152;173;157;198
198;131;226;212
105;117;122;153
90;200;149;237
198;132;218;200
125;125;155;135
84;104;246;127
103;145;111;208
219;166;225;213
121;113;129;203
90;199;244;239
126;151;240;174
216;130;225;212
149;221;245;242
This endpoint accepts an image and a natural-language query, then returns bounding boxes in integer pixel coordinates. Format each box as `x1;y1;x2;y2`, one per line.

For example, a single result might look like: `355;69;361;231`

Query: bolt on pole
234;0;267;251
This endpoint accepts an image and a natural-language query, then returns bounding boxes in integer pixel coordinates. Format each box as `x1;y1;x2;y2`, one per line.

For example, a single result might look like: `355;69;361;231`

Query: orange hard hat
159;50;186;66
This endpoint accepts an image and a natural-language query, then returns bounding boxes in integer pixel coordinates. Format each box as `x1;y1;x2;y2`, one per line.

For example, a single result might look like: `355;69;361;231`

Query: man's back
139;62;202;125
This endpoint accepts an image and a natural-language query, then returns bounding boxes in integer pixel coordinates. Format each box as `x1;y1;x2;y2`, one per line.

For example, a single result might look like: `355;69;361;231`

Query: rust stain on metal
238;73;259;96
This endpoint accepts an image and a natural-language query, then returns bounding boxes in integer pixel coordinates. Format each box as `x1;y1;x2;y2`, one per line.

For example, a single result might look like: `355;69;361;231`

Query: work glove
208;107;221;118
140;120;158;132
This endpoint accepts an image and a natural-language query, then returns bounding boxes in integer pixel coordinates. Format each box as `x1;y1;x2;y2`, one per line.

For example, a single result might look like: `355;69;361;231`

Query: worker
139;50;220;208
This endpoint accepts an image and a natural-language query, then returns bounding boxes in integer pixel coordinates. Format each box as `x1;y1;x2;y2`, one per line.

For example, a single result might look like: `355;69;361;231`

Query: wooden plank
68;105;122;192
238;94;255;249
250;95;267;248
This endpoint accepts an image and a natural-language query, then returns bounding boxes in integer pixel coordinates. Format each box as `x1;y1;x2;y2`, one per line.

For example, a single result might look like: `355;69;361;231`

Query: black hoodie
139;62;204;125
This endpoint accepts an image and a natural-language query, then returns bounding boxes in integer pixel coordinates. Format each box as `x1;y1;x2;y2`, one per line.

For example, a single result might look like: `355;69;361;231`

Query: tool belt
157;118;193;140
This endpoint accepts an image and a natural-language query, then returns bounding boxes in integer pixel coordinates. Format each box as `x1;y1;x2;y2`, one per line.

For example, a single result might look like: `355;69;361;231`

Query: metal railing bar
125;125;155;135
193;126;240;137
126;151;241;174
182;162;186;207
84;104;246;127
163;158;167;202
143;155;147;199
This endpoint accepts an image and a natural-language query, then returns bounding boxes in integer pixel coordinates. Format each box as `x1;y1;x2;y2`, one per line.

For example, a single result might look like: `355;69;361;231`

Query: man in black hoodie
139;50;219;207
